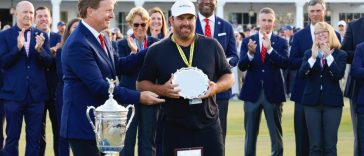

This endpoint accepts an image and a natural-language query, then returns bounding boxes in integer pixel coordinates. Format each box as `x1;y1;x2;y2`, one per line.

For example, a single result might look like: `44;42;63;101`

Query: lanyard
132;34;147;50
171;35;195;67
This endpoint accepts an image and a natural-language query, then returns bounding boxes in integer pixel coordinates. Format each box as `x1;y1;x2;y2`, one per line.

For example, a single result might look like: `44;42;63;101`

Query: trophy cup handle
86;106;96;132
125;105;135;130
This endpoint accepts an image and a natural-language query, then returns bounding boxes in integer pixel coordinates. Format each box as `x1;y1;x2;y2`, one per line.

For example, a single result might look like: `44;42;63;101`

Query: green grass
226;99;354;156
11;98;354;155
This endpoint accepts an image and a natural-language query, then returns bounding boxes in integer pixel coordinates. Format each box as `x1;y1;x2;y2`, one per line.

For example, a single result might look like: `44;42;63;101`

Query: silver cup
86;78;135;155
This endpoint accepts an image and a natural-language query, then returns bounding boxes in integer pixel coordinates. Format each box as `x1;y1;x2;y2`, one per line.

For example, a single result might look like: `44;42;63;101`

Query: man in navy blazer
238;8;288;156
0;1;53;155
61;0;164;155
34;6;62;156
343;16;364;156
0;69;3;156
289;1;341;155
350;42;364;156
195;0;238;144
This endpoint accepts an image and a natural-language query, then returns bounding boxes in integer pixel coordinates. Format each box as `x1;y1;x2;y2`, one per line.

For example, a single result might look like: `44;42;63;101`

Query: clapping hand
50;43;62;57
127;36;138;54
247;39;257;55
320;43;332;56
17;28;25;50
35;33;45;53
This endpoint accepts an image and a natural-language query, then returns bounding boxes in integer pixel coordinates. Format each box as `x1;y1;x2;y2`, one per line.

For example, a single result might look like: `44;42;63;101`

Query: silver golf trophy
86;78;135;155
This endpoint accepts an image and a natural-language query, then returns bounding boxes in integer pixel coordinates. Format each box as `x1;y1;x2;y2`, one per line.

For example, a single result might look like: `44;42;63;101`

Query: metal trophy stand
86;78;135;155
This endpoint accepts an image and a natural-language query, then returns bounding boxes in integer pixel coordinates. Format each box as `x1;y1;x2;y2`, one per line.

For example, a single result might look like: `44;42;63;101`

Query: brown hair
307;0;326;10
35;6;50;17
314;22;341;49
62;18;81;45
259;7;276;16
148;7;167;37
78;0;102;18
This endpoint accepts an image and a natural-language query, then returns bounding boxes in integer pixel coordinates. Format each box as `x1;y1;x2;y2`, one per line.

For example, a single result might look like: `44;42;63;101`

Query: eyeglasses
133;23;146;28
338;25;344;27
314;30;329;36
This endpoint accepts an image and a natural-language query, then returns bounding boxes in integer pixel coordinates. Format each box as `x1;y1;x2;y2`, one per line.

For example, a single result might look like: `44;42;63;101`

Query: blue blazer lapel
104;37;116;73
213;17;221;38
79;23;114;73
304;27;313;47
252;34;261;61
270;34;278;49
196;16;203;35
29;28;37;57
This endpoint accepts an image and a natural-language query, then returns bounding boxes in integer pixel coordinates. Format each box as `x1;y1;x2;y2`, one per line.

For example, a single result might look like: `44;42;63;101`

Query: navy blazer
343;17;364;100
61;22;147;140
45;32;62;98
289;26;341;103
299;49;347;107
238;33;288;103
350;42;364;113
196;15;238;100
0;26;53;102
116;36;159;90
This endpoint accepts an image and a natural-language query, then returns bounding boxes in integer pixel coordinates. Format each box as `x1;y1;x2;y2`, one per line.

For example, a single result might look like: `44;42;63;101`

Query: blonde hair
314;22;341;49
126;7;150;26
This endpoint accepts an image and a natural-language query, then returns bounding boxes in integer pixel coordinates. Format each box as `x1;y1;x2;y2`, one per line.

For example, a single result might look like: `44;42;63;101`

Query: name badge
189;98;202;105
175;147;203;156
218;33;226;36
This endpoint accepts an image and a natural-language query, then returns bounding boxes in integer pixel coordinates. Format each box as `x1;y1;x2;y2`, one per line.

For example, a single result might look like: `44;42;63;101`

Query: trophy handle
125;105;135;130
86;106;96;132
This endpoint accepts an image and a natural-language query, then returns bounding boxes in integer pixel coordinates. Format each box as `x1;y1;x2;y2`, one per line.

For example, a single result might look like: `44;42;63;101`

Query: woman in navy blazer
116;7;160;156
299;22;347;156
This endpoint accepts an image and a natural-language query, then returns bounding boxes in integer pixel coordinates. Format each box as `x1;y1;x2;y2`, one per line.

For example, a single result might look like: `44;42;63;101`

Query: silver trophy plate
172;67;209;99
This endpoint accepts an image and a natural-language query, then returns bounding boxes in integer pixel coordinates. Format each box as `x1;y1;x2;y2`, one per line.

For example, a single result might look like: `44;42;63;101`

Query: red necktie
98;34;105;49
261;43;267;63
204;18;212;38
321;56;326;68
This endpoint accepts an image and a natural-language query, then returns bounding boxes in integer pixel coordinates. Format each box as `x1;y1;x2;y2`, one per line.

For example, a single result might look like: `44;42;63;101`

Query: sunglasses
133;23;146;28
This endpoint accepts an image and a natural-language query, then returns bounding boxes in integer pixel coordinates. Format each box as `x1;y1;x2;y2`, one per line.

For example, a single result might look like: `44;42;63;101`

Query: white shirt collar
198;12;215;24
82;20;102;43
310;24;315;42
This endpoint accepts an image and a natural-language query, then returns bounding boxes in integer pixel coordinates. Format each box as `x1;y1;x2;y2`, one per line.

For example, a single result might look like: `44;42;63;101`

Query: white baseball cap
171;0;196;17
337;20;346;27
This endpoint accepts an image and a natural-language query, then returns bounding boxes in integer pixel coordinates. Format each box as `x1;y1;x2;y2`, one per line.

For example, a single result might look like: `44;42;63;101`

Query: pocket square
218;33;226;36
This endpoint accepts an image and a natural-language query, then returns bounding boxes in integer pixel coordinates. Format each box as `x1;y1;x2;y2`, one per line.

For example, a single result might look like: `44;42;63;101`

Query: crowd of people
0;0;363;156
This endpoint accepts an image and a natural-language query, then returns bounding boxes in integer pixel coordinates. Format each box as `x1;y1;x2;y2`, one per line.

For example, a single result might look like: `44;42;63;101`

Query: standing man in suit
0;70;3;156
61;0;164;155
342;16;364;156
289;1;341;155
238;7;288;156
0;1;53;155
195;0;238;144
34;6;62;156
350;42;364;156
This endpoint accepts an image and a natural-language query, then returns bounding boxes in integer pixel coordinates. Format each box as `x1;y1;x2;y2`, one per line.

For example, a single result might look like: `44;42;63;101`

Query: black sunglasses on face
133;23;146;28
